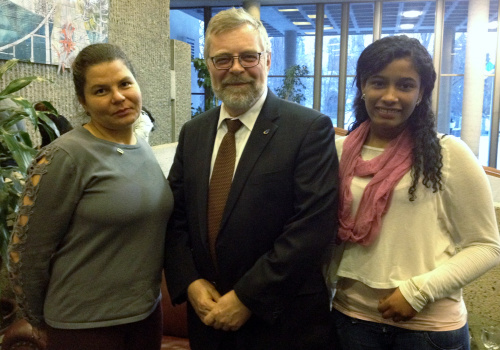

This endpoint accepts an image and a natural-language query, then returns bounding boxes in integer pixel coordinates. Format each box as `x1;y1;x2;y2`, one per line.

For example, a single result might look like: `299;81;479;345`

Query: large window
263;5;316;109
170;9;205;115
321;3;345;127
171;0;500;167
343;3;374;129
436;0;499;165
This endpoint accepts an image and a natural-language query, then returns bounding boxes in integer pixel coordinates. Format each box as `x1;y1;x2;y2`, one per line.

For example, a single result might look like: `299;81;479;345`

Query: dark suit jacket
165;90;339;350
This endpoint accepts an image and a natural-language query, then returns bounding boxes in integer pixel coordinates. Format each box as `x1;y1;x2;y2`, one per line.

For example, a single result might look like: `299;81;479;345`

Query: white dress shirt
210;88;268;179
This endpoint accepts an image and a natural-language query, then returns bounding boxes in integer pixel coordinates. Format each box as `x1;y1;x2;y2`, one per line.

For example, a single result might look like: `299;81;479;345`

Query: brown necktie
208;118;243;262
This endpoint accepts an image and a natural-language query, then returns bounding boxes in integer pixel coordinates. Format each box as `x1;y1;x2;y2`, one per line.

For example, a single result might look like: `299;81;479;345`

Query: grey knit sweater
8;126;173;329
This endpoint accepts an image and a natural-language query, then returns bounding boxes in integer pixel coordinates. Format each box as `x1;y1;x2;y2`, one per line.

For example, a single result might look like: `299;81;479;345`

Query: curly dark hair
350;35;442;200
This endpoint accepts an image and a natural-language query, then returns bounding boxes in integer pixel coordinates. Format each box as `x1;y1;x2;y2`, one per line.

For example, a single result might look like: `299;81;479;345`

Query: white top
330;134;500;330
210;88;268;178
134;111;155;143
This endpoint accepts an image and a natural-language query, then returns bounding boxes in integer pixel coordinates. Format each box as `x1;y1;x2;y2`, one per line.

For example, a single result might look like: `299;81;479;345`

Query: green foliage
276;64;309;104
0;59;59;263
192;58;218;117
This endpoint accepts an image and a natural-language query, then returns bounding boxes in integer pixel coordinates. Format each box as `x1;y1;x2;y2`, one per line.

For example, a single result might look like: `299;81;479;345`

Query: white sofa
152;142;178;177
153;141;500;203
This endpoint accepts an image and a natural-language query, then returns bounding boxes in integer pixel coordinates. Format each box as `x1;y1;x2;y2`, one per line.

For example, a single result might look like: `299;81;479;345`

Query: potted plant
276;64;309;104
192;58;218;117
0;59;59;330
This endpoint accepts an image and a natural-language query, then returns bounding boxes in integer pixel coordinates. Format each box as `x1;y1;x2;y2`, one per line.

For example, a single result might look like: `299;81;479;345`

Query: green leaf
0;59;57;271
10;96;38;126
0;223;10;261
0;59;19;80
0;76;47;96
38;101;59;115
3;133;36;174
37;112;60;138
0;112;26;130
17;130;34;148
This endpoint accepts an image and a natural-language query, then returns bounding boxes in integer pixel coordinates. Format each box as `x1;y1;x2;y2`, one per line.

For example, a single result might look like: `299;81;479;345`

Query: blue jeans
332;309;470;350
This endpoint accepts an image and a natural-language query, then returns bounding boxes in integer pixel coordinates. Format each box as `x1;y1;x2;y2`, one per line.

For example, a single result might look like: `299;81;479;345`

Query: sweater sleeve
8;144;80;327
399;136;500;312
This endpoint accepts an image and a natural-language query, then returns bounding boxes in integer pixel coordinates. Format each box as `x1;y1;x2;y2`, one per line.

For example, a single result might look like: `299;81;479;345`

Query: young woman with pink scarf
326;35;500;350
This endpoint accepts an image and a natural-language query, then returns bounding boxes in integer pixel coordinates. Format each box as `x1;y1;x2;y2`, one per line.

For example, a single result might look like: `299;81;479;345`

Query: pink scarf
338;121;413;246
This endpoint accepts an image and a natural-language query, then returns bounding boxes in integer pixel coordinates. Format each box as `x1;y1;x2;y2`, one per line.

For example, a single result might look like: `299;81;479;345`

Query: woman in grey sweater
8;43;173;350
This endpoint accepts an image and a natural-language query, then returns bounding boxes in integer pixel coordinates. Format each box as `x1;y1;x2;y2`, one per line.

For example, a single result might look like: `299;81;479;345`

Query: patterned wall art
0;0;109;72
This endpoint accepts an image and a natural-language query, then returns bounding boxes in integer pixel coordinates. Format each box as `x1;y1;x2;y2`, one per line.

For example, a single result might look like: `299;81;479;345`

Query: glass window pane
171;9;206;114
262;5;315;108
269;76;313;108
191;94;205;117
268;76;284;96
299;77;314;109
481;74;495;166
261;6;300;77
381;1;435;55
440;32;466;75
321;77;339;125
347;3;373;76
437;0;498;166
261;5;316;77
436;1;467;135
170;9;204;59
323;4;342;77
321;77;356;129
344;77;358;129
483;0;498;166
438;75;463;137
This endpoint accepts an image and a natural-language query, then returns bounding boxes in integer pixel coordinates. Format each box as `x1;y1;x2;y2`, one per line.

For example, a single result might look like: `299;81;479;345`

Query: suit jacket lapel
197;108;220;251
219;91;281;231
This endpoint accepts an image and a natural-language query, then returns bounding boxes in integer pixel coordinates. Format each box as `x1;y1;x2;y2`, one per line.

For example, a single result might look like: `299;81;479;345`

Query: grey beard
214;83;264;114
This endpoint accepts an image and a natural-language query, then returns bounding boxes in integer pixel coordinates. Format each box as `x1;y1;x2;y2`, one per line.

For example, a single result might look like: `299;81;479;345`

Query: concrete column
432;0;445;119
461;0;489;156
284;30;297;70
313;3;324;111
243;0;260;19
437;24;455;134
109;0;172;144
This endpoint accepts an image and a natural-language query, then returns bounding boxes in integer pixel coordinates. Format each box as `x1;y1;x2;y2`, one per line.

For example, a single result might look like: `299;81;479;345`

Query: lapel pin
117;148;124;155
263;129;270;135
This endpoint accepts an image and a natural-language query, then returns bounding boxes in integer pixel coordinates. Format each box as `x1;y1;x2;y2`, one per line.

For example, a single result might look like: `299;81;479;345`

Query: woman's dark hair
141;106;156;131
350;35;442;201
72;43;136;103
34;102;73;146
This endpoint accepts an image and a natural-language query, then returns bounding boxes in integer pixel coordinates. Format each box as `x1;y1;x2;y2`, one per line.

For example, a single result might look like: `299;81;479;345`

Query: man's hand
187;279;221;322
378;287;417;322
204;290;252;331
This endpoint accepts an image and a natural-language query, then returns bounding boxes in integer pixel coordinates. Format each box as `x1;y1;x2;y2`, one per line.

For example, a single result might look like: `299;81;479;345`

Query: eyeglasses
210;52;265;70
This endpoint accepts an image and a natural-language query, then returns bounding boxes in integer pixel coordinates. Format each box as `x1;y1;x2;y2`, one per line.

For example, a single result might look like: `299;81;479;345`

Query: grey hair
204;7;272;60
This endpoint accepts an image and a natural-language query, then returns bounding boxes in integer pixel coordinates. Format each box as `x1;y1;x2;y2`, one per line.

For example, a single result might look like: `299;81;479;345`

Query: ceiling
171;0;499;36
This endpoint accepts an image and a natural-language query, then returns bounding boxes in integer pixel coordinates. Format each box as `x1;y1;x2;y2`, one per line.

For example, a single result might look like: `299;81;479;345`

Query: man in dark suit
165;7;338;350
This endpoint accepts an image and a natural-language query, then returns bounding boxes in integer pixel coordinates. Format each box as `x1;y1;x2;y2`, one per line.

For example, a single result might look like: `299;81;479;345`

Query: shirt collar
218;88;268;131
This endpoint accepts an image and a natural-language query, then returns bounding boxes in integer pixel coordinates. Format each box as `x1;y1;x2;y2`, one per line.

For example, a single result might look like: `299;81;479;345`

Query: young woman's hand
378;287;417;322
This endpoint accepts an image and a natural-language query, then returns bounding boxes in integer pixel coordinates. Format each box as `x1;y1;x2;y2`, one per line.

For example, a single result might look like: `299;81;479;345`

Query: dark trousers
46;303;163;350
332;308;470;350
188;288;335;350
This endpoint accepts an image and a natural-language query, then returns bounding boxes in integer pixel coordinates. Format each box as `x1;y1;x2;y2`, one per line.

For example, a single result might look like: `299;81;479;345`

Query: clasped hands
187;279;252;331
